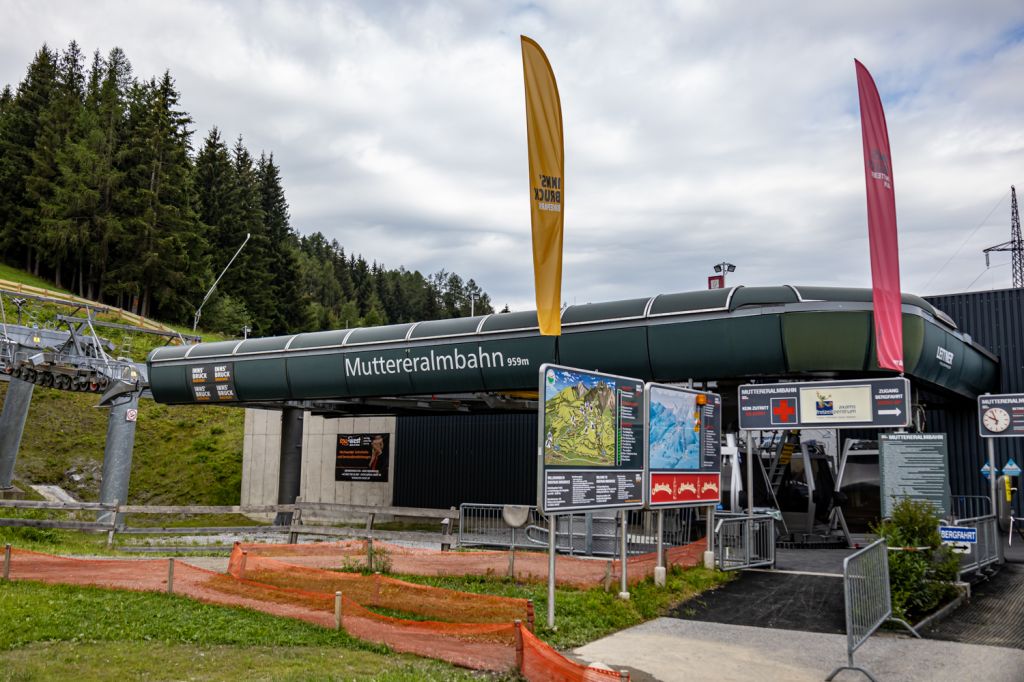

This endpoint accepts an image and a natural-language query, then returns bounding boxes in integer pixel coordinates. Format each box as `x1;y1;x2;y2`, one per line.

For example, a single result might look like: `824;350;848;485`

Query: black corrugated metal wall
393;413;537;509
925;288;1024;515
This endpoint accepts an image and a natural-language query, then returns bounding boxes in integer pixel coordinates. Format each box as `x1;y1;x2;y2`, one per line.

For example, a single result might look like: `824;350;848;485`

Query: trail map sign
978;393;1024;438
538;364;645;513
738;377;910;430
335;433;389;482
879;433;950;518
645;383;722;507
189;362;237;402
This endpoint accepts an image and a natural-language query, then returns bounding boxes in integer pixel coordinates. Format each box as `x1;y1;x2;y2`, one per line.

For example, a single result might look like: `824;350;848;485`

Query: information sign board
879;433;950;518
335;433;389;482
738;377;910;430
189;362;237;402
978;393;1024;438
645;383;722;507
538;364;645;513
939;526;977;543
940;526;976;554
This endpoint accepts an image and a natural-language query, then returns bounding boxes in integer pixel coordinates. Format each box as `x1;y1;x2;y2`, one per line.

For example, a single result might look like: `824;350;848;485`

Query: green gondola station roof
147;285;999;407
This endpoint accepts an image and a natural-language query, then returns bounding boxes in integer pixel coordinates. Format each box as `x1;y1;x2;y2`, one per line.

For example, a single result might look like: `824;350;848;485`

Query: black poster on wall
335;433;389;482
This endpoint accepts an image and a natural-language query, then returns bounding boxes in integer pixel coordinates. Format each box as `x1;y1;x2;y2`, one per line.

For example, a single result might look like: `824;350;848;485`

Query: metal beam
275;407;303;525
98;391;140;523
0;378;34;489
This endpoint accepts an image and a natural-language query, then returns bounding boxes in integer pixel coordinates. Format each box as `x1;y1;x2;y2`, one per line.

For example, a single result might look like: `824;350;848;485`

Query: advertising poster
646;384;722;507
335;433;389;482
539;364;645;513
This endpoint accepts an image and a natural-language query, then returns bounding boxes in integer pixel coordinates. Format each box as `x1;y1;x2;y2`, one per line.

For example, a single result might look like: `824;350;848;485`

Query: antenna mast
982;185;1024;288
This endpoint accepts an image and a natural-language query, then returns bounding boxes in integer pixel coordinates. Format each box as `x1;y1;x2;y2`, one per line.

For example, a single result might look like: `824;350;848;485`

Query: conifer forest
0;42;495;336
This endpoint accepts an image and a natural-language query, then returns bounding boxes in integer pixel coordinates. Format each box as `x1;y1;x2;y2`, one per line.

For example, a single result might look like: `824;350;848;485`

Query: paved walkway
926;563;1024;649
574;618;1024;682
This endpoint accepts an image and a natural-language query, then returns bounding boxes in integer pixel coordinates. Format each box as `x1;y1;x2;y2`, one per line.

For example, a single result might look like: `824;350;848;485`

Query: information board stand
643;382;723;583
538;364;647;627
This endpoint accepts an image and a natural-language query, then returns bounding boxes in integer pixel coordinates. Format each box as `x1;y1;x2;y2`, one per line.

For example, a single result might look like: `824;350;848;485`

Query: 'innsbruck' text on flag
855;59;903;372
521;36;564;336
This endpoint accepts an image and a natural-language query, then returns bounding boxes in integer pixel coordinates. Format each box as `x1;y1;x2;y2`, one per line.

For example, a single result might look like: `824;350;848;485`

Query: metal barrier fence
714;513;775;571
951;495;992;521
458;504;548;550
826;539;918;682
952;515;1001;578
458;504;701;557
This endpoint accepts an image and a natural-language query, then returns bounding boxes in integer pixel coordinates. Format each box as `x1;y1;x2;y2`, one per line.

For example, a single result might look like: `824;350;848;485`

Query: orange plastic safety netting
518;623;624;682
2;548;627;679
227;545;533;627
236;539;706;588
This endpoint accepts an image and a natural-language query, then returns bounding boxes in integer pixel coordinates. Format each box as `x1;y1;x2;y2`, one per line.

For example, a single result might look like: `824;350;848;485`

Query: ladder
768;432;799;494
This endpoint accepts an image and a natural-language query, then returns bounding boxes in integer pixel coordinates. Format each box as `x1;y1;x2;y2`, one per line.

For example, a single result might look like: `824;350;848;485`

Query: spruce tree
112;72;203;319
0;45;59;272
35;41;90;290
258;152;305;334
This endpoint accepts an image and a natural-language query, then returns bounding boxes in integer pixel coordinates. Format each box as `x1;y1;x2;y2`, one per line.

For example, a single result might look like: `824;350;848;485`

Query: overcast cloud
2;1;1022;311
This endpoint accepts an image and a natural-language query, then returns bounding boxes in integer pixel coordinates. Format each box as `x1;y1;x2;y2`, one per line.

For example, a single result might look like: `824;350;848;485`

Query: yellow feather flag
521;36;564;336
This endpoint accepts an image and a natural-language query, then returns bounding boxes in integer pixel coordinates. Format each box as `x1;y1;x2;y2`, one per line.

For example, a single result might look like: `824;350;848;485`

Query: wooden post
373;571;381;606
603;560;613;592
365;511;376;571
3;543;10;581
167;558;174;594
289;503;302;544
334;591;343;630
514;619;524;670
526;599;535;632
105;499;119;549
441;517;452;552
239;551;248;580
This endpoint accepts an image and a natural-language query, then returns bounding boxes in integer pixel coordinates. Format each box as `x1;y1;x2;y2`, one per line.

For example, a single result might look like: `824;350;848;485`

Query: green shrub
872;497;960;621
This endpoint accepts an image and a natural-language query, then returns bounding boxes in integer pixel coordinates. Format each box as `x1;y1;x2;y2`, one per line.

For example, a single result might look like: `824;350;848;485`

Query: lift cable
919;188;1009;293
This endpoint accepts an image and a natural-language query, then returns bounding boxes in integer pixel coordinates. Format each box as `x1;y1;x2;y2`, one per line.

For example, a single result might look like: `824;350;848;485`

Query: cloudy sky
2;1;1022;311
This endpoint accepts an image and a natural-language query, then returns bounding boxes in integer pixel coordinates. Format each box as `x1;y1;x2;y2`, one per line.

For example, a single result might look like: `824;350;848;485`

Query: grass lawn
375;560;732;650
0;581;506;682
0;263;71;293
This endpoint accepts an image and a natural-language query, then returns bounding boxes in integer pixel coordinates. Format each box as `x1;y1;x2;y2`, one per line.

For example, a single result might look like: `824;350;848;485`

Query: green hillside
0;381;244;505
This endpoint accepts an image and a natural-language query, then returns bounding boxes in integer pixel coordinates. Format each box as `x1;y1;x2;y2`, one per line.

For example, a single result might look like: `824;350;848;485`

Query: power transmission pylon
983;185;1024;288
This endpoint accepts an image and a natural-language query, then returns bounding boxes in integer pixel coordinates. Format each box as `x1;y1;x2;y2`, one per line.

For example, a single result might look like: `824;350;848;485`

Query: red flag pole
855;59;903;373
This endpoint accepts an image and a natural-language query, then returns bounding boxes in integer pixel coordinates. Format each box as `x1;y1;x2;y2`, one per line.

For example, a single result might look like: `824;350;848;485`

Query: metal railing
458;504;702;557
952;515;1001;578
714;513;775;571
827;539;918;682
951;495;992;521
458;503;548;550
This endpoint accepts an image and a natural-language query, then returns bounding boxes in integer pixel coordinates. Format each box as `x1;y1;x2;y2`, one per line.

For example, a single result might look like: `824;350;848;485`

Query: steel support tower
983;185;1023;288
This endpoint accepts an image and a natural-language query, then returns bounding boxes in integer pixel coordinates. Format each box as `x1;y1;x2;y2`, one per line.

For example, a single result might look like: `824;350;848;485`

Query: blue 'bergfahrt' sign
939;526;977;544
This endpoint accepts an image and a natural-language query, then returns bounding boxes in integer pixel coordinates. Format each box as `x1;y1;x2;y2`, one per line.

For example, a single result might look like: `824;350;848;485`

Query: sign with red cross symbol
770;398;797;426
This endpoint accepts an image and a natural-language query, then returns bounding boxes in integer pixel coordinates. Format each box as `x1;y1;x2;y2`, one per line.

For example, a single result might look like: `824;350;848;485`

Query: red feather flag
856;59;903;372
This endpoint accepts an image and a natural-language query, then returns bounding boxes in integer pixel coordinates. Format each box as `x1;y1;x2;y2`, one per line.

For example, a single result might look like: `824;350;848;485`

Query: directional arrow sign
981;463;992;479
738;377;911;430
1003;458;1022;477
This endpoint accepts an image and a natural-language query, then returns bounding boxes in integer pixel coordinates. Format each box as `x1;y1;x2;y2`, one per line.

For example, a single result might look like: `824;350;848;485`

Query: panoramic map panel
543;367;617;467
648;386;700;470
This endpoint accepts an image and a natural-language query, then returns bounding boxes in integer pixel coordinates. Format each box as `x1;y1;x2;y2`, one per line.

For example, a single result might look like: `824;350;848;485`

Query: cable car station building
147;284;1021;521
